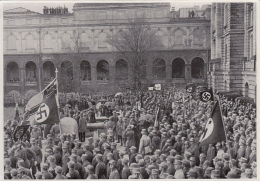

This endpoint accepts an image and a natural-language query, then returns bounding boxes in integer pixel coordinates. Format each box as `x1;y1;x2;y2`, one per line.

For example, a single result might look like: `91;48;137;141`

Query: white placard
155;84;161;90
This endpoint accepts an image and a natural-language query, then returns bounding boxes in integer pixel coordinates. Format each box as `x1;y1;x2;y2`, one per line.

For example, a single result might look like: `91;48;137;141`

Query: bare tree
108;15;161;90
59;29;86;93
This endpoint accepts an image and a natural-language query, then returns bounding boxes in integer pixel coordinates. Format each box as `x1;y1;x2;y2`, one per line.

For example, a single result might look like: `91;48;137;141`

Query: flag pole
216;95;234;168
55;68;62;133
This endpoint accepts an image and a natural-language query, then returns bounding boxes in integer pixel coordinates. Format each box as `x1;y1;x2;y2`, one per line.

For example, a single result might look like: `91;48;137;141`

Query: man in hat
166;155;175;176
149;155;159;170
211;169;220;179
129;146;137;165
95;154;107;179
139;129;152;156
102;143;112;164
78;113;87;142
187;169;198;179
159;162;168;179
29;138;42;172
182;159;190;178
149;169;159;179
206;143;216;165
174;160;185;179
85;165;98;179
54;166;67;179
10;169;19;179
138;159;149;179
151;130;160;152
204;167;214;178
236;139;246;160
41;163;53;179
162;139;174;154
99;133;107;154
67;161;80;179
50;122;60;145
160;132;168;150
70;154;82;177
125;125;135;154
121;158;131;179
111;142;119;162
62;145;70;175
109;160;120;179
173;135;182;154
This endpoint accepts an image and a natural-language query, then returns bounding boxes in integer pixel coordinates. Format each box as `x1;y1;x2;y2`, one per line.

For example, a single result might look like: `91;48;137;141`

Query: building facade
4;3;211;95
209;3;256;101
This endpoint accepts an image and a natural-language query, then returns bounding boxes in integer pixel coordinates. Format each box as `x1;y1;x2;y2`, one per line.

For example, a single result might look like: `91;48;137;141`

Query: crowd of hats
3;88;257;179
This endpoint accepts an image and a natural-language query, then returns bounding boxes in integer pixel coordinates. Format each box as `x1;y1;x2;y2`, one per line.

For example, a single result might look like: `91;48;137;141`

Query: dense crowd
4;88;257;179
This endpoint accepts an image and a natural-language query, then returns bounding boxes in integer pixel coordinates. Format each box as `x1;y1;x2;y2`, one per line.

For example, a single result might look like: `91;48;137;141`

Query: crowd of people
4;87;257;179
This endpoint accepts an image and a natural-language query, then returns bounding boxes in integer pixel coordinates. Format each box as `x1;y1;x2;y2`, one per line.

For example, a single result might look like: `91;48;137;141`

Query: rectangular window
26;19;32;25
224;4;228;27
61;18;68;24
250;33;253;59
45;19;51;24
249;4;253;27
8;20;15;25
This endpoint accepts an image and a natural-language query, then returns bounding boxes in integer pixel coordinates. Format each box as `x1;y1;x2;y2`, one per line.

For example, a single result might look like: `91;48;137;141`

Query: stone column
38;65;43;91
91;65;97;84
166;62;172;85
110;65;116;89
19;68;26;95
185;64;191;81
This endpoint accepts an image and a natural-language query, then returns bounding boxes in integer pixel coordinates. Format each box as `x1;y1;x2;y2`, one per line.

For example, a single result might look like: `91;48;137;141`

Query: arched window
191;57;204;79
174;29;184;45
26;34;34;49
80;60;91;81
172;58;185;78
43;34;52;49
61;61;73;80
245;83;249;97
153;58;166;80
115;59;128;80
224;80;227;90
98;32;107;48
61;33;71;49
7;62;19;82
7;35;16;49
25;61;37;82
43;61;55;81
97;60;109;80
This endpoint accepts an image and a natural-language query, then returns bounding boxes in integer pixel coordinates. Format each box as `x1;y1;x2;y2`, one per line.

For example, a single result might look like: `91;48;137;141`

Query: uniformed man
139;129;152;156
95;154;106;179
121;158;131;179
54;166;67;179
174;160;185;179
29;138;42;171
66;161;80;179
85;165;98;179
109;160;120;179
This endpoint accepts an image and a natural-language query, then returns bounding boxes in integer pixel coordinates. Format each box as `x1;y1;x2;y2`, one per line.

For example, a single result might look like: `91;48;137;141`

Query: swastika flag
199;100;226;146
24;78;59;126
200;88;214;102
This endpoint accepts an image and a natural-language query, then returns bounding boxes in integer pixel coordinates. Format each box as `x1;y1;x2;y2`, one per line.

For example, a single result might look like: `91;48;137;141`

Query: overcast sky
3;1;208;13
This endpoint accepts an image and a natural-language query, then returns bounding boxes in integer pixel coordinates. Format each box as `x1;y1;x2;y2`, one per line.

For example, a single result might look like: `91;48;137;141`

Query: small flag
200;88;214;102
24;78;60;126
13;125;30;141
199;101;226;146
186;84;195;93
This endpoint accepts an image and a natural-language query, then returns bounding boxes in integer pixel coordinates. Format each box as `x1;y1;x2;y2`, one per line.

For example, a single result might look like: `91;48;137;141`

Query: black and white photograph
3;1;257;179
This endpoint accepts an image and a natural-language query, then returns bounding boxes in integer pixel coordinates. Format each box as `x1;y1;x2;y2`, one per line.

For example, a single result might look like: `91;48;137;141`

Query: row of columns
5;63;207;94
